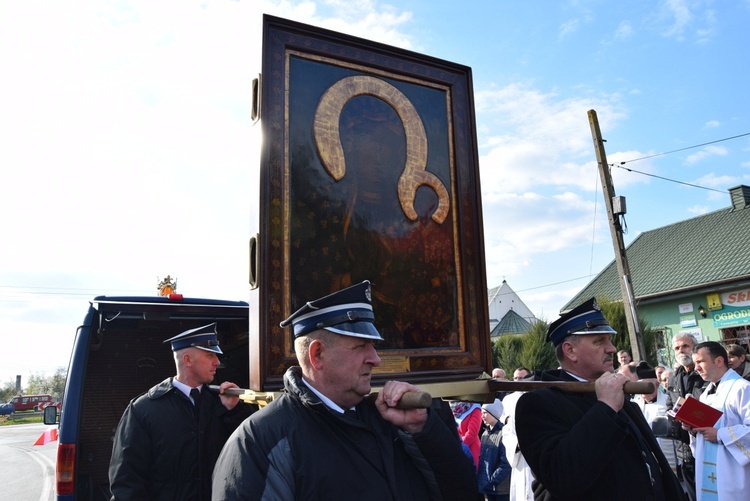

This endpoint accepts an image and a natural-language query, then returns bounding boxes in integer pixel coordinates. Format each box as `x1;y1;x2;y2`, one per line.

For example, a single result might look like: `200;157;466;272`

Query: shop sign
711;304;750;328
721;289;750;307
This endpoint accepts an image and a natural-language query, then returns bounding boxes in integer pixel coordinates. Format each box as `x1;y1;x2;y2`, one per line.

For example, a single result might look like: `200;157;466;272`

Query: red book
667;394;723;428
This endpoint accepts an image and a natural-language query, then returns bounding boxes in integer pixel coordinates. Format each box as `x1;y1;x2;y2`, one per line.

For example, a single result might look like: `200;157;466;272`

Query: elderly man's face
673;337;695;367
492;369;506;380
565;334;616;380
321;334;382;409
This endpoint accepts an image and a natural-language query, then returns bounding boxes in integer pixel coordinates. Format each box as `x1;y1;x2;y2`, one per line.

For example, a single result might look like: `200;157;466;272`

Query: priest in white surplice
687;341;750;500
501;367;536;501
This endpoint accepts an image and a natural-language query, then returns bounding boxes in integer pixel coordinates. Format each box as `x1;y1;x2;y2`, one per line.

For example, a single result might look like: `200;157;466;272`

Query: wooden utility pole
587;109;647;362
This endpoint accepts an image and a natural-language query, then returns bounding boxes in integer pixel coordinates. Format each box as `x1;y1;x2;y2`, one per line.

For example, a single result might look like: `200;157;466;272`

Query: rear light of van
56;443;76;495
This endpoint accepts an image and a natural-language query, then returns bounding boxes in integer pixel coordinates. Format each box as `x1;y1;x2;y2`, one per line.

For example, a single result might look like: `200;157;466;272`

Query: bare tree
24;367;67;400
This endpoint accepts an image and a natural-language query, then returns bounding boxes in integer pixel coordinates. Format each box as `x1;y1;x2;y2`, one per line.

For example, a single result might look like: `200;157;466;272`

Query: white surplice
501;391;534;501
691;368;750;500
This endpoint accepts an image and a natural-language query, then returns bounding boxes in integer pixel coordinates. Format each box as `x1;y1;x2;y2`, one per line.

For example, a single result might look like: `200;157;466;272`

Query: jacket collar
148;377;179;399
284;366;326;410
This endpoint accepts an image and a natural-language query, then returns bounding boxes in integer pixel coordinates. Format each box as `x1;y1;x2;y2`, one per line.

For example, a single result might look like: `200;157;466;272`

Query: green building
563;185;750;367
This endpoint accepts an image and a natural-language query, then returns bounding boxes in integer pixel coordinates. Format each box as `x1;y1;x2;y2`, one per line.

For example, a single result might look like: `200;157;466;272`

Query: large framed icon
249;15;491;391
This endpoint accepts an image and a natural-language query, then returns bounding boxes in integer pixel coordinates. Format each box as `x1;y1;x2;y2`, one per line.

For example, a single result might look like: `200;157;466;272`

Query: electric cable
610;164;726;194
617;132;750;164
608;131;750;193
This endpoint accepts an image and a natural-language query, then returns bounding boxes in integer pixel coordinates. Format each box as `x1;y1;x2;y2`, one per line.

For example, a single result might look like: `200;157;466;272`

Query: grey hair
555;335;582;364
671;332;698;346
294;329;338;368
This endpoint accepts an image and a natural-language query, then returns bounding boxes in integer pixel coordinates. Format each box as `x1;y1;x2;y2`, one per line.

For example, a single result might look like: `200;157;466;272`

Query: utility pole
587;109;647;362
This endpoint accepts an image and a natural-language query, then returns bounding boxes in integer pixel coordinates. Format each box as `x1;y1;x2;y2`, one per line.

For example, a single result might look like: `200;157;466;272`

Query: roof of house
490;309;533;337
487;280;536;322
563;186;750;312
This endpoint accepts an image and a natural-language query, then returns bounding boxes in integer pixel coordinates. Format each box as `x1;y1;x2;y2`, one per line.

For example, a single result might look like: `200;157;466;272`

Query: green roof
490;309;533;337
563;188;750;312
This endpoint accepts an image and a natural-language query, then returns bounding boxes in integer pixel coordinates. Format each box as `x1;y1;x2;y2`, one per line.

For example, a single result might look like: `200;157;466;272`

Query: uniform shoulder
244;393;303;432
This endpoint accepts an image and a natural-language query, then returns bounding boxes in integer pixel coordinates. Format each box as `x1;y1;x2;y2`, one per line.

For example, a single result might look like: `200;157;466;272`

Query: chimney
729;185;750;211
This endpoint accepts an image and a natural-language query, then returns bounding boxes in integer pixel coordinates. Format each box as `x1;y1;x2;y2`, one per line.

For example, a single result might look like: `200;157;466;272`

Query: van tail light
56;443;76;495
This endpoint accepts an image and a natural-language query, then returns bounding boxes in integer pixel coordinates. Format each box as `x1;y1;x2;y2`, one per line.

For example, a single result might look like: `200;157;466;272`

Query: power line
0;284;155;302
607;131;750;194
0;284;147;292
611;164;726;194
0;284;153;295
494;135;750;303
617;132;750;164
515;274;594;293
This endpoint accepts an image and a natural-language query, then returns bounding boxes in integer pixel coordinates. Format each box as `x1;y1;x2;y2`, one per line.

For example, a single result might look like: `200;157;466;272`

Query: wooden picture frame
249;15;491;391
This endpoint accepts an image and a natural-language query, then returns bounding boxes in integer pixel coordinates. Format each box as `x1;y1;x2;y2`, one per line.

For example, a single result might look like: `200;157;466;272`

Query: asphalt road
0;423;57;501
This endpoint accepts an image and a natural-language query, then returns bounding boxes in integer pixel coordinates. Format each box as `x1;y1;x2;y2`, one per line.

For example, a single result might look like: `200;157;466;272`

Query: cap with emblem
546;297;616;347
280;280;383;340
163;322;223;354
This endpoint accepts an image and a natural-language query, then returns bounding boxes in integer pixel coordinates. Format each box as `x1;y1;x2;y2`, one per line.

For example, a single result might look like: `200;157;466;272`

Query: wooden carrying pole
486;379;654;395
210;379;655;409
209;385;432;409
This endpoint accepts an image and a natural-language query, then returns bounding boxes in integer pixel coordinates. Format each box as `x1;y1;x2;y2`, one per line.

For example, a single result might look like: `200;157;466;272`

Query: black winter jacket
109;378;256;500
516;370;687;501
212;366;479;500
665;365;707;450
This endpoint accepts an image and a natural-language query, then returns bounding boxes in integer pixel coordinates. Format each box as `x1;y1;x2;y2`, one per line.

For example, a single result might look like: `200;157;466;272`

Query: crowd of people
106;282;750;500
450;299;750;501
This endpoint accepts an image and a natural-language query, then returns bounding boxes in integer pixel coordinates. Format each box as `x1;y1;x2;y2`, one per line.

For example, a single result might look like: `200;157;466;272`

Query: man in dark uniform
212;281;478;500
515;298;686;501
109;323;257;500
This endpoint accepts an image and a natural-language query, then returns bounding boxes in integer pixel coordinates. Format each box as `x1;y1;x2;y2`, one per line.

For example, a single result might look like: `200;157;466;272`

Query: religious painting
249;15;490;390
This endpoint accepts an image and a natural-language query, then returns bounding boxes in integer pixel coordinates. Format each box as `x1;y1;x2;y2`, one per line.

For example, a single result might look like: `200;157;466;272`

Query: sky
2;0;749;387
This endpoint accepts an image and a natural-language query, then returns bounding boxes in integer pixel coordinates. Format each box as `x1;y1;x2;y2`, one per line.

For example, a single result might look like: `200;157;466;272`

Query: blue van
44;295;249;500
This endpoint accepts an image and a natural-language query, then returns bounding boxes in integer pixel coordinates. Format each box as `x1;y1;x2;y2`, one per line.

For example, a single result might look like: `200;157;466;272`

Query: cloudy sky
2;0;749;385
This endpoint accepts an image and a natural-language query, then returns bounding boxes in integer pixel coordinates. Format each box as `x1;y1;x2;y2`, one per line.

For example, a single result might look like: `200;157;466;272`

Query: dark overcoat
212;366;479;500
516;370;686;501
109;378;256;500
